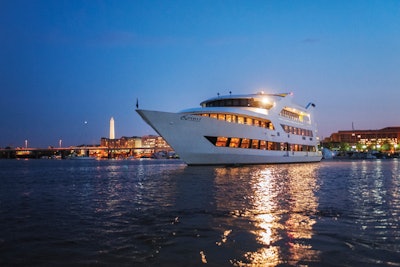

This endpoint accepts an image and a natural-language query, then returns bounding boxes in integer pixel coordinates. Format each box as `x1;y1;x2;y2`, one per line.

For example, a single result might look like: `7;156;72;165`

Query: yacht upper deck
200;92;292;110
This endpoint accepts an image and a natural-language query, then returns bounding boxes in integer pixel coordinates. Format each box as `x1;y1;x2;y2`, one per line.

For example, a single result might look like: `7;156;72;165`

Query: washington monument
109;117;115;139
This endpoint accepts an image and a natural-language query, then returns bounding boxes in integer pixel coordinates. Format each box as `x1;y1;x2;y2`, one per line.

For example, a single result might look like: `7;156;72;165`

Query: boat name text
180;115;202;122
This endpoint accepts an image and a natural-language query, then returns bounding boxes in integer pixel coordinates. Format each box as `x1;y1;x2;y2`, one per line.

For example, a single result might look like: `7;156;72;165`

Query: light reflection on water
213;163;321;266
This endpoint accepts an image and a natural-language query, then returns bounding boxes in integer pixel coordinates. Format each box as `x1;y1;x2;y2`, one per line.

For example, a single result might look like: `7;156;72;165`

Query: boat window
269;123;274;130
280;108;301;121
251;139;259;149
202;96;279;109
267;141;274;150
240;138;250;148
281;124;313;137
195;112;274;130
280;143;286;151
216;137;228;147
204;136;317;152
229;138;240;148
260;140;267;150
245;118;253;125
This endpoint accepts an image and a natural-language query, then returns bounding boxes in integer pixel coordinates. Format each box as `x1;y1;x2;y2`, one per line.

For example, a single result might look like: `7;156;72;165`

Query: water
0;159;399;266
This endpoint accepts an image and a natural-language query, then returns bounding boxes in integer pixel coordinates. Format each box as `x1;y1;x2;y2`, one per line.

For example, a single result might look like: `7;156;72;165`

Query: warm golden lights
213;164;321;266
206;136;317;152
198;113;274;130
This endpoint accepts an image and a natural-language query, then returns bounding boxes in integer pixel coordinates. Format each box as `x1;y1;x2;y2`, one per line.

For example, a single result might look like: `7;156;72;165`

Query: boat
136;91;322;165
67;151;96;160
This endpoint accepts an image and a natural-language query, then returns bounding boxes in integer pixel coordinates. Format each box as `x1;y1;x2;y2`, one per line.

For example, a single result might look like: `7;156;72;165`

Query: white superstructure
136;92;322;165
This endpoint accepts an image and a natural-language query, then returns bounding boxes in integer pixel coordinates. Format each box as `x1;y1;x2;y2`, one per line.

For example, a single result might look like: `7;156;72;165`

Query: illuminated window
240;138;250;148
216;137;228;147
267;141;274;150
218;114;225;121
245;118;253;125
251;139;259;149
260;140;267;150
229;138;240;148
226;114;232;122
280;143;286;151
205;135;317;153
210;114;217;119
269;123;274;130
237;116;244;124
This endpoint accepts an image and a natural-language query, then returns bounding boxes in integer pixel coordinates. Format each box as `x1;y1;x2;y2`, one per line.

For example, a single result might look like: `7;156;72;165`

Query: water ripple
0;159;399;266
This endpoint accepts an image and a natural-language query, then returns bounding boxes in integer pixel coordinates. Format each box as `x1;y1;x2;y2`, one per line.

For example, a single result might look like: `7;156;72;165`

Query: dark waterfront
0;159;399;266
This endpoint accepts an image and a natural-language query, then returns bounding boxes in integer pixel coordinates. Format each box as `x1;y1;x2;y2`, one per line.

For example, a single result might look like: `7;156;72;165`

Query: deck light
261;97;270;105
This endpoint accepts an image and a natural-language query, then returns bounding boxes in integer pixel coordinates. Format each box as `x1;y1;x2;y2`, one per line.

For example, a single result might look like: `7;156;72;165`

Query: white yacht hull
137;109;322;165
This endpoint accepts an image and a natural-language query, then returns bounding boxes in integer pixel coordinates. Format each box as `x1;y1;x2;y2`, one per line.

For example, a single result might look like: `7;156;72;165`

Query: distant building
100;136;142;148
141;135;170;149
140;135;172;156
100;135;173;158
323;127;400;151
101;135;171;150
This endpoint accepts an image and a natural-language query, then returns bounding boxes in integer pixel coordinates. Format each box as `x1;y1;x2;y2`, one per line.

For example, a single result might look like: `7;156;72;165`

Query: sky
1;0;399;148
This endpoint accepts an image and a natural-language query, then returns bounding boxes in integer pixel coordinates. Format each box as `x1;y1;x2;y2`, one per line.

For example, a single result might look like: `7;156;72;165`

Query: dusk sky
1;0;399;148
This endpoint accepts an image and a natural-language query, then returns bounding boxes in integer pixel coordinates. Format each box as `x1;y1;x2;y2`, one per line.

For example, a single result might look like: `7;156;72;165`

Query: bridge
0;146;174;159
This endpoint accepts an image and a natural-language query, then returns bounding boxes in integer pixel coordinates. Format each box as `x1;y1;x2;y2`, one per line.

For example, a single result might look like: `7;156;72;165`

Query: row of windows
281;124;313;137
279;108;310;123
340;134;398;139
205;136;317;152
197;113;275;130
202;98;273;109
280;109;300;120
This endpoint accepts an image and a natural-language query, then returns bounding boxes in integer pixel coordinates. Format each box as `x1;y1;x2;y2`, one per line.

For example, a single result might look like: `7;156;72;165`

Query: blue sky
1;0;399;147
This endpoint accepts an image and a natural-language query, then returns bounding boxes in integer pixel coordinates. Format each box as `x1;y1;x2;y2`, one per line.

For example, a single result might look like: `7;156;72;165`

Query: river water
0;159;399;266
